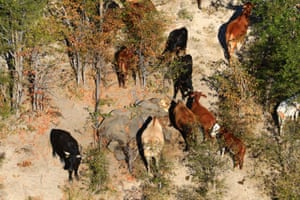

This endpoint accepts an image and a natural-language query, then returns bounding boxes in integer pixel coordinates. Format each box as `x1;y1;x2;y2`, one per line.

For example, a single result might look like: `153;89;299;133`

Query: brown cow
212;127;246;169
169;100;200;151
225;2;254;64
114;46;140;88
186;91;220;142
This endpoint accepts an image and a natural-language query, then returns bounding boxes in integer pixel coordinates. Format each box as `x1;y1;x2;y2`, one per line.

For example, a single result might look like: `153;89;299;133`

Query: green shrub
177;9;193;21
186;142;226;199
247;0;300;106
209;63;262;135
63;185;94;200
140;154;173;200
251;121;300;199
269;122;300;199
85;147;109;192
176;186;204;200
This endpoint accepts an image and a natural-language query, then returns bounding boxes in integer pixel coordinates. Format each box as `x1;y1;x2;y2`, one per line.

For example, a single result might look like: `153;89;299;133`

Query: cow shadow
136;116;153;171
218;4;244;61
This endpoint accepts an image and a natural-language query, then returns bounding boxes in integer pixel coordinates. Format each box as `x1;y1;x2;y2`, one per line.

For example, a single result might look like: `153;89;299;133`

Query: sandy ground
0;0;270;200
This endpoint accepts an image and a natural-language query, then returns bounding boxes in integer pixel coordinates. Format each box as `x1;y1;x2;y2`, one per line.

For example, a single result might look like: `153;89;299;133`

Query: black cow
50;129;81;182
162;27;188;56
172;54;193;100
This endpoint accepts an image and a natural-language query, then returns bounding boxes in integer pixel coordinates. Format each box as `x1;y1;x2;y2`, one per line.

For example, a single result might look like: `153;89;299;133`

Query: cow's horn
64;151;70;156
76;154;81;158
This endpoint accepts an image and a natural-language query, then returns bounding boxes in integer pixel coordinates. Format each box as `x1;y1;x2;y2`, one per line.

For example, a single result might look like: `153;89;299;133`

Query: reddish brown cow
186;91;220;142
114;46;140;88
212;128;246;169
225;2;254;64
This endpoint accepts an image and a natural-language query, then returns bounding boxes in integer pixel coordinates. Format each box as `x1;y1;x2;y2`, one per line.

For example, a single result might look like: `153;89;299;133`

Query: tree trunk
94;54;102;113
137;48;146;88
65;38;85;86
5;31;24;115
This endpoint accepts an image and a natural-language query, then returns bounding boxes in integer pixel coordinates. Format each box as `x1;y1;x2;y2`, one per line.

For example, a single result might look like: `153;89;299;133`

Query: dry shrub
17;160;32;167
176;186;205;200
62;184;94;200
212;64;263;135
85;146;109;192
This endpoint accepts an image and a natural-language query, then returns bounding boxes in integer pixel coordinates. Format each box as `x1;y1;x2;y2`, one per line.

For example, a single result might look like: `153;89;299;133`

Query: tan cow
141;116;165;175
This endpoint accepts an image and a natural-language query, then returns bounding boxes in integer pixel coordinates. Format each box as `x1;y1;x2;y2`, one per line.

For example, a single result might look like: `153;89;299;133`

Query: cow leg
228;40;237;65
181;131;189;151
155;156;159;171
180;87;187;100
120;74;126;88
220;147;225;157
146;156;151;174
74;168;79;180
68;170;73;182
117;72;122;87
204;128;212;141
173;82;179;99
132;69;137;85
239;155;244;169
233;154;239;168
197;0;201;9
280;119;285;136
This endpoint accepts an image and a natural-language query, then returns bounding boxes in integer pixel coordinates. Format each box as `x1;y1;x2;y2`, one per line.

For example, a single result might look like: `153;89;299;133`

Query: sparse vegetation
134;149;174;199
176;186;205;200
210;62;263;135
0;0;299;199
85;146;109;192
186;142;226;199
177;9;193;21
260;122;300;199
63;185;94;200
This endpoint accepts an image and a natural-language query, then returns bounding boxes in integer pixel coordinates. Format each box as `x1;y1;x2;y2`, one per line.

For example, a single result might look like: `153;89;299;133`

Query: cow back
50;129;80;155
164;27;188;55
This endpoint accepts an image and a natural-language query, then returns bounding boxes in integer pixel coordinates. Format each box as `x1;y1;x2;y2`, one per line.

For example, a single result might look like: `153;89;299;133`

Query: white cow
276;94;300;135
141;116;165;175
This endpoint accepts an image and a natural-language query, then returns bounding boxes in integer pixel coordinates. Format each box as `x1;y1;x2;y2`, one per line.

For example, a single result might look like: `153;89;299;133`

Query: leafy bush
85;146;109;192
176;186;204;200
140;154;173;200
0;70;11;118
249;121;300;199
177;9;193;21
186;142;226;199
63;185;94;200
210;63;262;135
266;121;300;199
246;0;300;107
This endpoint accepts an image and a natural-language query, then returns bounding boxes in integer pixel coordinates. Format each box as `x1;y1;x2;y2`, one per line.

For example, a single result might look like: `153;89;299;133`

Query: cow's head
189;91;207;102
64;151;81;171
242;2;254;17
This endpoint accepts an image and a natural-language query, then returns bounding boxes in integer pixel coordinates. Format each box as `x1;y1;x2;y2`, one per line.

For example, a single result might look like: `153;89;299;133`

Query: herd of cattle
49;1;300;181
